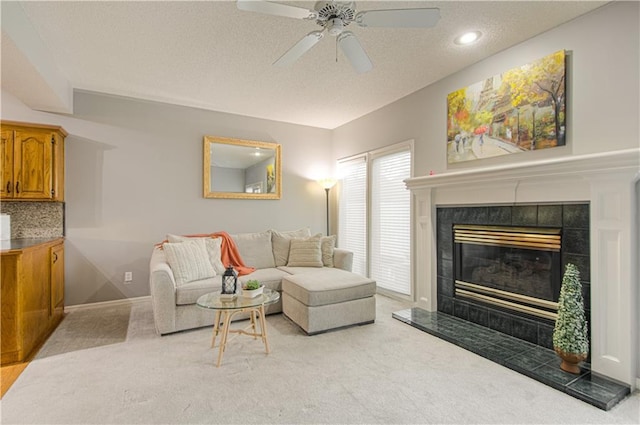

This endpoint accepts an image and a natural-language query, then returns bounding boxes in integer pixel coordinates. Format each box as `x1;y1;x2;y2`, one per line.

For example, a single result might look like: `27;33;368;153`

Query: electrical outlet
124;272;133;283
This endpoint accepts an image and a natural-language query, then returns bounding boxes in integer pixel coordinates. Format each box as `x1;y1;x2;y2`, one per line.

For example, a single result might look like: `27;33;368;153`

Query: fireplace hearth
393;308;630;410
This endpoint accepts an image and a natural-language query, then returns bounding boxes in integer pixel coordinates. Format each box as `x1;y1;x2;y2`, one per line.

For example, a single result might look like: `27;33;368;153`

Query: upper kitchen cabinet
0;121;66;201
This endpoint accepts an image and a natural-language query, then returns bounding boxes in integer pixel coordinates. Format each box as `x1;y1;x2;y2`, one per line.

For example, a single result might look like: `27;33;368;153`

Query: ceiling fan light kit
237;0;440;73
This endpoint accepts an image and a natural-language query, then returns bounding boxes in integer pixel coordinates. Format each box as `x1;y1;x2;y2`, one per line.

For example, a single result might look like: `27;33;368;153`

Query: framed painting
447;50;566;164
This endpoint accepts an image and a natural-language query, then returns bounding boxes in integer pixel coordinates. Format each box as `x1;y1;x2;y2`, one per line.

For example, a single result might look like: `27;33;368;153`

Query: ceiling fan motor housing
315;1;356;34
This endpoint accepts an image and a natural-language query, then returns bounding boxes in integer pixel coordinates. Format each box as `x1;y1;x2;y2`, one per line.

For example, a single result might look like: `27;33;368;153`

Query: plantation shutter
370;149;411;295
337;156;367;276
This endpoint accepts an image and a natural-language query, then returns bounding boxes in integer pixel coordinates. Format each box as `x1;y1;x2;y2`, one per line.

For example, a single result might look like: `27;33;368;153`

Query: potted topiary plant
553;263;589;374
241;279;264;298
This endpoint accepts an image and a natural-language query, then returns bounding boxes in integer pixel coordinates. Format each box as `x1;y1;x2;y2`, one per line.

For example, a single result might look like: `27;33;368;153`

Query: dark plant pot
554;347;587;374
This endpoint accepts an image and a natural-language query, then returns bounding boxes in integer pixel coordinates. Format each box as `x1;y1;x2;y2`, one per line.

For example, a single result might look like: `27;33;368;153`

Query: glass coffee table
196;288;280;367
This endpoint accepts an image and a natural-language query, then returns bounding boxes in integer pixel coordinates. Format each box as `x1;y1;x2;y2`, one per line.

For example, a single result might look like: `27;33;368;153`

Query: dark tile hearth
392;308;631;411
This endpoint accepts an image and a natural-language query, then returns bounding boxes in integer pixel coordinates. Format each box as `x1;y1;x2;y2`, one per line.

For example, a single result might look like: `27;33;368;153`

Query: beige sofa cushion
282;268;376;307
277;266;328;275
176;276;221;305
231;231;275;269
271;228;311;266
287;237;323;267
237;268;291;292
163;239;215;285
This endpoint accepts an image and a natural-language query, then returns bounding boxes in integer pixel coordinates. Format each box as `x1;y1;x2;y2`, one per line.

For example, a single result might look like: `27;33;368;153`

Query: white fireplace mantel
405;148;639;388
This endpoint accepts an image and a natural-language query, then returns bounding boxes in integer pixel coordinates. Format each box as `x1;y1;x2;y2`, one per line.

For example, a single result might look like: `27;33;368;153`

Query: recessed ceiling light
455;31;482;45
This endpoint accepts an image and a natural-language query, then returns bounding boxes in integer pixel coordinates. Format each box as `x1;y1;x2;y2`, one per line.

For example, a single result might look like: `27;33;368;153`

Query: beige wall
1;90;333;305
332;2;639;176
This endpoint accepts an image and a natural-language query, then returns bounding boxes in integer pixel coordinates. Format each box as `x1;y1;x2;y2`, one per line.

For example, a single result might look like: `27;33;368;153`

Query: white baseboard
64;295;151;312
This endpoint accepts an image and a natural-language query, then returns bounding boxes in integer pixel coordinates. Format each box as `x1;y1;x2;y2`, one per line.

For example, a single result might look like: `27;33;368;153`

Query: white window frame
337;154;368;277
337;140;414;301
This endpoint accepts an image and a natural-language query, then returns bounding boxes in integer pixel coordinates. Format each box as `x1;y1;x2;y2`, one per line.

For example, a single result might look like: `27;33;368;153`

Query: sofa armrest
333;248;353;272
149;247;178;334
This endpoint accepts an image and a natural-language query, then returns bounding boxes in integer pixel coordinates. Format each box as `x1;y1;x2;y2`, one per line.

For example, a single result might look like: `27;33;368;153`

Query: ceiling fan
237;0;440;73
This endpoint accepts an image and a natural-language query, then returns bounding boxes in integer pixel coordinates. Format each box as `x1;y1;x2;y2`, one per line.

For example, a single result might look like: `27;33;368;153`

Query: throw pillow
320;235;336;267
167;234;226;274
271;227;312;266
163;239;216;285
287;237;323;267
231;231;275;269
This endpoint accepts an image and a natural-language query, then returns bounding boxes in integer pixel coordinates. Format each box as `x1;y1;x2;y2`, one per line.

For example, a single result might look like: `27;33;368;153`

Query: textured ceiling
11;1;606;129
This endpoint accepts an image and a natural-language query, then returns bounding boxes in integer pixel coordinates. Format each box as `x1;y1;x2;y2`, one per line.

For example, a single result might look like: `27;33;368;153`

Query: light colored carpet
1;295;638;424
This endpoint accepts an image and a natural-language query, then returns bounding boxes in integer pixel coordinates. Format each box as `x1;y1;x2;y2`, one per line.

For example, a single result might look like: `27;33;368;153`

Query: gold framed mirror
203;136;281;199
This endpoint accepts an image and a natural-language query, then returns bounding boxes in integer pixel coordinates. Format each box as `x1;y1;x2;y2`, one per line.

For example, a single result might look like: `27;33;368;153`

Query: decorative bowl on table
241;281;264;298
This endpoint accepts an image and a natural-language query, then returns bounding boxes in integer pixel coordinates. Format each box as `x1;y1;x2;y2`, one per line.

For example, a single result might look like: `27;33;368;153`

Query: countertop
0;237;64;252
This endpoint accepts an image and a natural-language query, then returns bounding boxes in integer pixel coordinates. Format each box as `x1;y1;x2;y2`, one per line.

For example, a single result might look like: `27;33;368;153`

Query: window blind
337;157;367;276
370;149;411;295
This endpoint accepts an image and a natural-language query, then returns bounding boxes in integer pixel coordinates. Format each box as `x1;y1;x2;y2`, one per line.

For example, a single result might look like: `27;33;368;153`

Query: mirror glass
204;136;281;199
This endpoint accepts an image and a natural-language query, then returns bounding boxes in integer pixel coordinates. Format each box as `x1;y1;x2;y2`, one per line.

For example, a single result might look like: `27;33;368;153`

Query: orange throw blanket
157;231;255;276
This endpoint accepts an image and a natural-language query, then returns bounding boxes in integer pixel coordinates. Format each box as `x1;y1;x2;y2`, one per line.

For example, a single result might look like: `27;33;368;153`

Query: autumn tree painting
447;50;566;164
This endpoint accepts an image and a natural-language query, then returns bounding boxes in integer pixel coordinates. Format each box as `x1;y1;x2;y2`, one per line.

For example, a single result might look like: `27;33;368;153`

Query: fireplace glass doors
454;225;562;321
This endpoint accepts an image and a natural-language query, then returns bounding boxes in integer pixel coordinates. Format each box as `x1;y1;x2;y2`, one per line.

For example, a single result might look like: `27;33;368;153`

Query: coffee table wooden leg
217;311;232;367
250;309;258;339
258;305;270;354
211;310;222;348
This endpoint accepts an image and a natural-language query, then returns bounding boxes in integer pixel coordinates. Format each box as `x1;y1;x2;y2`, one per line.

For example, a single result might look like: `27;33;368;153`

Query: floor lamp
317;178;337;236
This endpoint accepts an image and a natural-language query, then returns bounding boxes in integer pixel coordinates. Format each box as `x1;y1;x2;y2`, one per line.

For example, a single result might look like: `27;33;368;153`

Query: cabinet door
1;253;20;364
13;130;53;199
21;244;50;357
50;243;64;316
0;130;14;198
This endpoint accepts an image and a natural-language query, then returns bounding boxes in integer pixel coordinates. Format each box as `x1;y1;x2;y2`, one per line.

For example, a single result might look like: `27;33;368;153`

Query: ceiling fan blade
355;8;440;28
338;31;373;74
237;0;317;20
274;31;325;67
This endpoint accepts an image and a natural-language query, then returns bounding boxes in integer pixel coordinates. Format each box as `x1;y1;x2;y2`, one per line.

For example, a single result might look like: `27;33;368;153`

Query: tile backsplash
0;201;64;238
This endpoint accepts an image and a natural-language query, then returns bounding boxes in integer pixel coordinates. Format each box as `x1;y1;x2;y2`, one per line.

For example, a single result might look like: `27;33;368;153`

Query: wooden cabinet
50;243;65;319
0;121;66;201
1;239;65;365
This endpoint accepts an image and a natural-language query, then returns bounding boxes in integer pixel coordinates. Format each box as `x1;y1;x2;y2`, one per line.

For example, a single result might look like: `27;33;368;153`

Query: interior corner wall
331;1;640;177
1;90;333;305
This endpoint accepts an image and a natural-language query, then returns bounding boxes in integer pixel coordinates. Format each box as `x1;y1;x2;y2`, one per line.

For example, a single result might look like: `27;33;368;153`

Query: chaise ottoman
282;268;376;335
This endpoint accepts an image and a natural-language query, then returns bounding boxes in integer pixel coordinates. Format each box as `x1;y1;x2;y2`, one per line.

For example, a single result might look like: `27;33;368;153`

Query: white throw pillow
320;235;336;267
163;239;216;285
167;234;226;274
271;228;312;266
287;237;323;267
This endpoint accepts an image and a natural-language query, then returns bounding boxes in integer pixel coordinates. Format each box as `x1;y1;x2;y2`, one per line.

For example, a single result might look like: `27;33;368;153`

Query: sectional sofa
149;229;376;335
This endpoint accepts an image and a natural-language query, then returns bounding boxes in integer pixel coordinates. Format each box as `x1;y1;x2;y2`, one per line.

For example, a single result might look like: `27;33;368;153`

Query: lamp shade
317;178;337;190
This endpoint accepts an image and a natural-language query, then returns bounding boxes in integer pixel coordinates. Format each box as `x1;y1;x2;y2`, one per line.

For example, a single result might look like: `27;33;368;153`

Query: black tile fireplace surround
436;203;590;351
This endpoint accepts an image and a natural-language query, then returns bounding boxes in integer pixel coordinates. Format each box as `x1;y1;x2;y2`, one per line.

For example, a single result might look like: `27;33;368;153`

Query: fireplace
435;204;590;350
454;224;561;321
404;149;639;388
